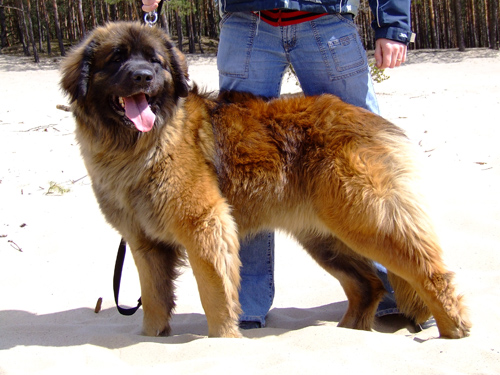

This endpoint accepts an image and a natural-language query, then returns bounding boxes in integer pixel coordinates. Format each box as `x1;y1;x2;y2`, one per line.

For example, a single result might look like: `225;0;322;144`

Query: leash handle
144;0;164;27
113;238;142;316
144;11;158;26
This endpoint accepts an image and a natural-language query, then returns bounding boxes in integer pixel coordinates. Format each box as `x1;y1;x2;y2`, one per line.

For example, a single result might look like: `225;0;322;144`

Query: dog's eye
110;48;126;64
151;57;161;64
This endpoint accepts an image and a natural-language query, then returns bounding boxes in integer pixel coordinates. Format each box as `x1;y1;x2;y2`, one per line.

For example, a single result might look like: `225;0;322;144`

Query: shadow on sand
0;301;431;349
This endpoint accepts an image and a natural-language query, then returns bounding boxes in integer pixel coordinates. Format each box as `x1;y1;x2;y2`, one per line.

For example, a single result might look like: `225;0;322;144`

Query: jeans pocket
219;12;233;28
327;33;366;74
217;12;256;79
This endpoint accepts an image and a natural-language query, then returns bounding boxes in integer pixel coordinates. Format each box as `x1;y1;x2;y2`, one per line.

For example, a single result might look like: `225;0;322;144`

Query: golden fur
60;22;470;339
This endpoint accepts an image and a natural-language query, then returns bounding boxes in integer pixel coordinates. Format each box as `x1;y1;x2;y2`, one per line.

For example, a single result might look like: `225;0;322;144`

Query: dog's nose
132;69;154;84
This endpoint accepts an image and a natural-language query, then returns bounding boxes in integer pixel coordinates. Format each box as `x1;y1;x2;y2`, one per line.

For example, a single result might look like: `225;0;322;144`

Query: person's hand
374;38;407;69
142;0;160;13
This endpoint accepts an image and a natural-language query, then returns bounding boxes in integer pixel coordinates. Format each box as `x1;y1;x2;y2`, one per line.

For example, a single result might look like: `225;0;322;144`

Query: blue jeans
238;232;275;325
218;12;384;326
218;12;380;111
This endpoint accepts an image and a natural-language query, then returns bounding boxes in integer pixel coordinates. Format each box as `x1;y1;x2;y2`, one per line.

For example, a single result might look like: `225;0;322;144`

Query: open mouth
113;93;156;132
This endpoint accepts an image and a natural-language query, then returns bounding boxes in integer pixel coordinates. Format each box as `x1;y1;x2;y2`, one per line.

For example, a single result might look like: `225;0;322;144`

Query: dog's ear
164;37;190;98
60;38;97;103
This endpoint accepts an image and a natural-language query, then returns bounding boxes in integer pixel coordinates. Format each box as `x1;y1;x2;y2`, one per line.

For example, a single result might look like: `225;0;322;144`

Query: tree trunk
186;13;195;53
99;0;106;24
487;0;499;49
109;3;117;21
0;0;8;50
195;0;204;53
77;0;86;38
105;2;110;22
68;0;75;42
468;0;477;47
206;0;217;38
160;0;169;34
35;0;43;52
25;0;40;62
89;0;96;28
52;0;65;56
478;0;488;47
175;9;182;52
130;0;139;23
186;0;195;53
453;0;466;51
428;0;437;48
16;0;30;55
410;2;418;49
443;0;451;48
40;0;51;55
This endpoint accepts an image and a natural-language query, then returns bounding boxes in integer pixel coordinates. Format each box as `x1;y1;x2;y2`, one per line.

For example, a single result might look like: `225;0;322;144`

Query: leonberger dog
60;22;470;339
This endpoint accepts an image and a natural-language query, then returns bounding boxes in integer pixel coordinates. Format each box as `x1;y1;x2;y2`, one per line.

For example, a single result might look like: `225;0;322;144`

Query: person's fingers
142;4;158;12
375;39;392;69
395;45;407;68
375;39;408;69
142;0;159;12
374;43;383;69
386;44;399;68
380;47;393;69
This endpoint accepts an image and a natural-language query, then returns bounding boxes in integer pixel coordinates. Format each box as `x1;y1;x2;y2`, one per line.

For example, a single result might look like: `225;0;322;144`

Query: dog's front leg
127;238;184;337
179;201;242;338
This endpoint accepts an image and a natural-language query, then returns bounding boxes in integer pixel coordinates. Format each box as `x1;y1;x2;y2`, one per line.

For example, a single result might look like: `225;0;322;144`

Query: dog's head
60;22;189;133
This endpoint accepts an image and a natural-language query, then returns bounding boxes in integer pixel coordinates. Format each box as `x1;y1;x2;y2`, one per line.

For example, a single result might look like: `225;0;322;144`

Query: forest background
0;0;499;63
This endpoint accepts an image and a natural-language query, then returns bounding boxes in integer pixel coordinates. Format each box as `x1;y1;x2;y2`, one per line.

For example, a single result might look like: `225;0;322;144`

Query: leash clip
144;11;158;27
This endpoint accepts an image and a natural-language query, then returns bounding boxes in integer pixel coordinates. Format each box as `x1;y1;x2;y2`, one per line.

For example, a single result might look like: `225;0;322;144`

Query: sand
1;47;499;374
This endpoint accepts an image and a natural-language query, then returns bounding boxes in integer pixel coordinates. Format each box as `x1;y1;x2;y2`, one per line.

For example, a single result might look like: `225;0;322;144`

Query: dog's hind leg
354;200;469;338
295;232;386;331
128;238;184;336
314;139;471;338
386;271;432;325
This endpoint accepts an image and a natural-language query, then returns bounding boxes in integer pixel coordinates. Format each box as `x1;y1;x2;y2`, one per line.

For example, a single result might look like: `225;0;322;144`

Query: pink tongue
123;94;156;132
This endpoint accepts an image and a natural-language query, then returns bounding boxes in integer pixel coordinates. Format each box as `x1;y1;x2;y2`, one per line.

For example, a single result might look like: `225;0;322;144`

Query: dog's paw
440;314;471;339
208;324;242;338
143;321;171;337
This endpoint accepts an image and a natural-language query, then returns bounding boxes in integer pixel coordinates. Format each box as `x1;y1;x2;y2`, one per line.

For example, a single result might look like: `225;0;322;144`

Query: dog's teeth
118;97;125;108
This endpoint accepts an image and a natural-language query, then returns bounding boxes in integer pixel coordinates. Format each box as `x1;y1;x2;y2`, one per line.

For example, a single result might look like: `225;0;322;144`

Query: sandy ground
1;47;500;374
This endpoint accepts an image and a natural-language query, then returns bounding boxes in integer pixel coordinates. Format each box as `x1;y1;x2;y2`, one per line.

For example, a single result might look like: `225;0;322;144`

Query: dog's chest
85;151;155;212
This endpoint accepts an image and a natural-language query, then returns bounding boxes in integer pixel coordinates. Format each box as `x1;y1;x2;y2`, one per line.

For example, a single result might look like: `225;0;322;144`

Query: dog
60;22;470;339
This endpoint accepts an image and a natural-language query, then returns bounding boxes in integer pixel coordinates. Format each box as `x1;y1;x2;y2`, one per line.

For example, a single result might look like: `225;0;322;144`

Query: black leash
113;238;142;315
157;0;165;17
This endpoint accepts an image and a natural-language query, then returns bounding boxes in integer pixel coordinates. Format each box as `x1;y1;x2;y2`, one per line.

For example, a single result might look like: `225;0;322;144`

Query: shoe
239;321;262;330
375;292;400;318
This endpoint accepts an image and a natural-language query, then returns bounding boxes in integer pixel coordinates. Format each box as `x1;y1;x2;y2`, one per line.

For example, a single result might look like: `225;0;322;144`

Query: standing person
142;0;415;329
